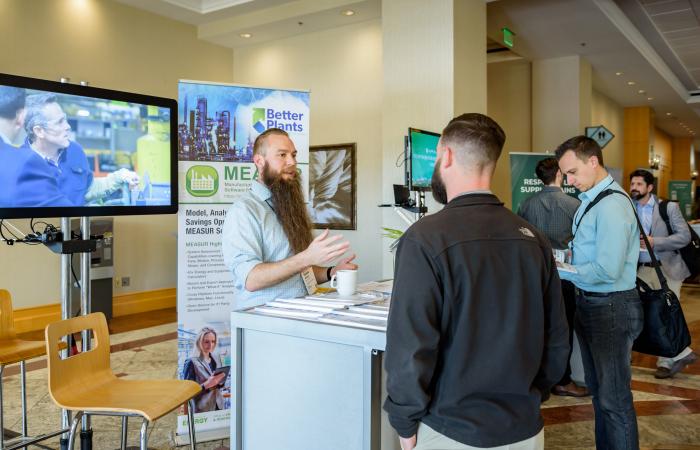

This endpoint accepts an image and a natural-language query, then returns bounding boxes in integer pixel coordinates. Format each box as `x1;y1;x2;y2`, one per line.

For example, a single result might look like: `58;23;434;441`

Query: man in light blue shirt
556;136;642;450
222;128;357;310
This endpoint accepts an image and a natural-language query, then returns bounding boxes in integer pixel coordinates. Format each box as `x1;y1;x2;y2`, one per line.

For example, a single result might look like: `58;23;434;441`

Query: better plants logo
186;165;219;197
252;108;267;133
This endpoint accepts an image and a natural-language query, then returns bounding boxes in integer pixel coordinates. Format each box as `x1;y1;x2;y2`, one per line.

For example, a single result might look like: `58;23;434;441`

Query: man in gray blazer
630;169;698;378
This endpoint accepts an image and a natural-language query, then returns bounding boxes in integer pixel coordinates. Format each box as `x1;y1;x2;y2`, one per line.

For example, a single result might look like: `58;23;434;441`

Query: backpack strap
659;200;673;235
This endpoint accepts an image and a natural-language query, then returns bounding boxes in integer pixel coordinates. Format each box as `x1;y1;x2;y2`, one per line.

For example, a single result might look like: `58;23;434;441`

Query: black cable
70;253;82;290
0;220;9;243
395;148;408;168
0;219;23;241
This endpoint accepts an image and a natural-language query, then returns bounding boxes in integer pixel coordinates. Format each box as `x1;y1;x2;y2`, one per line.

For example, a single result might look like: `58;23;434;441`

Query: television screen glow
409;128;440;191
0;73;177;219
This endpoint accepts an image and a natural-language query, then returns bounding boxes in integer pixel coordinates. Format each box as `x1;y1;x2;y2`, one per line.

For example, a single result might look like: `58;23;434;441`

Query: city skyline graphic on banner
177;83;310;163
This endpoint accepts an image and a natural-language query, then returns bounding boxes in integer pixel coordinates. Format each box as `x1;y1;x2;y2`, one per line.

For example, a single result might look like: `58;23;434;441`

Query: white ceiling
117;0;699;144
114;0;381;47
488;0;700;144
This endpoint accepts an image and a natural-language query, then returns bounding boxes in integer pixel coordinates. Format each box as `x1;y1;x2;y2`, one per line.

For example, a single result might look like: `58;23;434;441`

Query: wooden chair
0;289;69;450
45;312;201;450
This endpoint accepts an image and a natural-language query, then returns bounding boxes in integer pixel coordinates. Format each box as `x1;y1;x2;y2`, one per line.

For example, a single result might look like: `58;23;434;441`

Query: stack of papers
305;291;384;305
319;313;387;331
358;279;393;295
254;306;324;320
251;290;392;331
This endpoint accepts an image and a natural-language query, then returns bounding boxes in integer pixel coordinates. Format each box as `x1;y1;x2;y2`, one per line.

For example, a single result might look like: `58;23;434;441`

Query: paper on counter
253;306;323;320
319;313;387;331
556;261;578;273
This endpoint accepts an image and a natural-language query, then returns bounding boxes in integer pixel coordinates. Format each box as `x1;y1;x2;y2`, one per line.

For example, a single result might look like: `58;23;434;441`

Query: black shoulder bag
659;200;700;278
577;189;691;357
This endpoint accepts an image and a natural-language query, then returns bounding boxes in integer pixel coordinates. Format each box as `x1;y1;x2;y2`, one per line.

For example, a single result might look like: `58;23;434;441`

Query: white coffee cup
330;269;358;297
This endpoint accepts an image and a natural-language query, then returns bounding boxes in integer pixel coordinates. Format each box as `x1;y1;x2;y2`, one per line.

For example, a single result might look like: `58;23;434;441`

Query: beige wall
487;59;532;207
0;0;233;308
591;90;624;172
654;127;673;199
233;20;384;284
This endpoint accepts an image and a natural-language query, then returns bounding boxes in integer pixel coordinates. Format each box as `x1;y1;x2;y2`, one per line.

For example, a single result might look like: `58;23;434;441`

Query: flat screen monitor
408;127;440;191
0;73;178;219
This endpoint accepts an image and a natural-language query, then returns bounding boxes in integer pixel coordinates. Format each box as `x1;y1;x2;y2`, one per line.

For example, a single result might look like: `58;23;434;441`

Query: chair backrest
45;312;113;405
0;289;17;340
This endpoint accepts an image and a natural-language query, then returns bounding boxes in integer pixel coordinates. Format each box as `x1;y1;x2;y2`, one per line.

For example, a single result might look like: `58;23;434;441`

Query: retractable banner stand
668;180;693;220
509;152;579;213
175;80;310;442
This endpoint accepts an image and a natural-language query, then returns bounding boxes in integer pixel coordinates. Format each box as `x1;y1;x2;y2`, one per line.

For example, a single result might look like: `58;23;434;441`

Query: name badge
301;267;318;295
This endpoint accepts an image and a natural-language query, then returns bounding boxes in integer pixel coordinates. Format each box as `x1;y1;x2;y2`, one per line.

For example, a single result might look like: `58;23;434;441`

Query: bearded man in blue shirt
556;136;642;450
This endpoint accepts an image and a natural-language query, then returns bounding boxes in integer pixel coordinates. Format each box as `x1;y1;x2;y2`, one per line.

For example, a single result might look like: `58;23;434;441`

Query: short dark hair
535;157;560;185
0;86;26;120
629;169;654;186
253;127;289;156
554;136;604;168
442;113;506;168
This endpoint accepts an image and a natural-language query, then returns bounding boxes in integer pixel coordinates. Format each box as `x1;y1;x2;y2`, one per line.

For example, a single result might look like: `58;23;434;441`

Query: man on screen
222;127;358;310
16;93;139;207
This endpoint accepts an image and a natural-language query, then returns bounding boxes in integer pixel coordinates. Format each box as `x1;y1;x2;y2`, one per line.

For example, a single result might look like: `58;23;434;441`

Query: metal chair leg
20;360;27;448
67;412;83;450
139;418;148;450
187;398;197;450
0;364;4;449
120;416;128;450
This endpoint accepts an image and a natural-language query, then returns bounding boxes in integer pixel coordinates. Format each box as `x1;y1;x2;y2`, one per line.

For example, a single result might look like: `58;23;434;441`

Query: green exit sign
502;27;515;48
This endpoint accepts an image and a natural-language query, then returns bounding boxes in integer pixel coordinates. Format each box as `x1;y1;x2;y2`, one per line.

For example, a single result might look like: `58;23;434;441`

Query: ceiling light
638;89;646;94
666;112;672;116
627;81;636;86
239;33;252;38
615;72;623;76
647;97;654;101
341;9;355;16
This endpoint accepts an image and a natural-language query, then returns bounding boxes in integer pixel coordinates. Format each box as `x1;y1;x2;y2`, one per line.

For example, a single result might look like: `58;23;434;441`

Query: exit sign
502;27;515;48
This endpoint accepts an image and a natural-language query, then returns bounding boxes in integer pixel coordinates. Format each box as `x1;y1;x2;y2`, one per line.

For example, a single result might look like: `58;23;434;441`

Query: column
532;55;592;152
381;0;487;277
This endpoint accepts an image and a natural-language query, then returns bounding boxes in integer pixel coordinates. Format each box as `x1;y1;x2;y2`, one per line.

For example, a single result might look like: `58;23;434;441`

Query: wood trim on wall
12;288;176;334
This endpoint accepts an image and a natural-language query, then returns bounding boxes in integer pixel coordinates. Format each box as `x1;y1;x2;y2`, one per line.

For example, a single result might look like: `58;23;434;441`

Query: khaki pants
413;423;544;450
637;266;693;368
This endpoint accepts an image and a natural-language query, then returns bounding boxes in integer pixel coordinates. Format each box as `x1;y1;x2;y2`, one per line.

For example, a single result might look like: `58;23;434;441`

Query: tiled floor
3;285;700;449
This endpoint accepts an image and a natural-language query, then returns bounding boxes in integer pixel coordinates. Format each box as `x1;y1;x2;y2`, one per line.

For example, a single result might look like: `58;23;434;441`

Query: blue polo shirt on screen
0;139;37;208
14;140;92;207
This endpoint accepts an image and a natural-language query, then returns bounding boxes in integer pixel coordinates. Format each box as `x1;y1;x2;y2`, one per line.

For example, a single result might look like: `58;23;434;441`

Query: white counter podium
230;308;400;450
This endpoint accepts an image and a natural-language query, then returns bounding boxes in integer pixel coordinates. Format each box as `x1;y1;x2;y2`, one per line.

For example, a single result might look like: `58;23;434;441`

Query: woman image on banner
181;327;227;413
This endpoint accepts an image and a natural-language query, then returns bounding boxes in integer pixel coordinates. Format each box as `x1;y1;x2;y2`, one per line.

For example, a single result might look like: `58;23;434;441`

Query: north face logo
519;227;535;238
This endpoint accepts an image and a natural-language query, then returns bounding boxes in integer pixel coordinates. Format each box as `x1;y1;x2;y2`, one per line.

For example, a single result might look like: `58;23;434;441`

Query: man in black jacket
384;113;570;450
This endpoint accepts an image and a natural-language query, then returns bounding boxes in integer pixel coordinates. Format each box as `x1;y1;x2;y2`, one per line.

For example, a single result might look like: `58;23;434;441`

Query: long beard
431;160;448;205
263;164;313;255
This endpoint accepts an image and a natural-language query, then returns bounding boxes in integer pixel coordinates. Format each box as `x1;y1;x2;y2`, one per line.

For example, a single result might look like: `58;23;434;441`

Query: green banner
668;180;693;220
510;152;579;213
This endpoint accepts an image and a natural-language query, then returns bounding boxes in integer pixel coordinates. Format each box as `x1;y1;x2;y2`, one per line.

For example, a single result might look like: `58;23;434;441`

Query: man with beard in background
222;127;358;310
384;114;569;450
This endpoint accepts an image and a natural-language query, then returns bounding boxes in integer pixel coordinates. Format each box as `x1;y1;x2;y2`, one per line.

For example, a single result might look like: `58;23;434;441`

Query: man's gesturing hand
301;229;350;266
